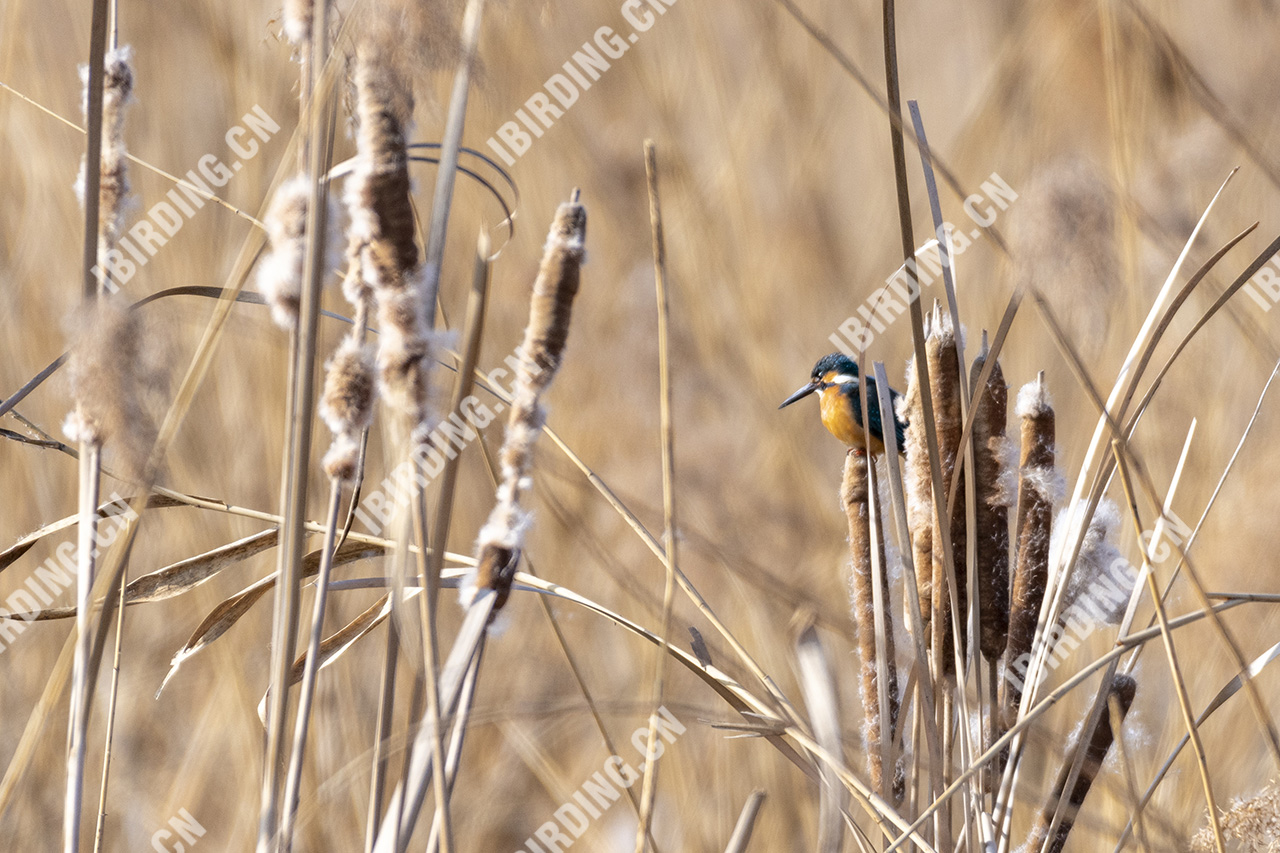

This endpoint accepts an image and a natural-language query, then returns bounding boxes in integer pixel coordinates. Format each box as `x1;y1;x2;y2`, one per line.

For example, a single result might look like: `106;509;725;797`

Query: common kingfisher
779;353;907;456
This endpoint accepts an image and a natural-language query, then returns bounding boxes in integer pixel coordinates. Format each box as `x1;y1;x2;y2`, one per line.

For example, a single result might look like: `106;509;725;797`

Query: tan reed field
5;1;1280;851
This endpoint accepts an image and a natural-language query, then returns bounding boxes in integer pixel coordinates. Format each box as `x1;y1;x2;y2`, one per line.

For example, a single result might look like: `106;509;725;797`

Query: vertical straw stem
66;442;101;853
280;481;344;851
879;1;957;841
635;141;678;853
259;0;332;847
67;0;110;845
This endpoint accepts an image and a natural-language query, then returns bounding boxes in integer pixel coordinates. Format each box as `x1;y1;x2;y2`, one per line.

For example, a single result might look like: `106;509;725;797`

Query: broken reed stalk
925;305;966;679
471;190;586;609
1026;674;1136;853
842;450;901;803
1002;374;1055;730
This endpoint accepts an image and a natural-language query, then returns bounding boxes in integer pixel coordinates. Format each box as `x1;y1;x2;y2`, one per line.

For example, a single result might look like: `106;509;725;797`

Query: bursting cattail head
320;337;377;437
470;192;586;612
970;333;1012;662
259;176;310;328
284;0;313;47
258;174;342;329
345;42;417;295
1053;498;1130;624
343;41;433;424
63;298;164;480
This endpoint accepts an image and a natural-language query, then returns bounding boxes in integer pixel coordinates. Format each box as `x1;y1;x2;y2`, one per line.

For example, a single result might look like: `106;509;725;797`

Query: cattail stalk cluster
471;192;586;612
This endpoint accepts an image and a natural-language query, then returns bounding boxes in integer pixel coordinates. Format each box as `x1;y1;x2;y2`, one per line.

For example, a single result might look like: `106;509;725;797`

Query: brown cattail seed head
472;193;586;612
842;452;901;803
1003;375;1060;725
346;43;417;294
925;307;966;674
1029;673;1136;853
970;337;1012;662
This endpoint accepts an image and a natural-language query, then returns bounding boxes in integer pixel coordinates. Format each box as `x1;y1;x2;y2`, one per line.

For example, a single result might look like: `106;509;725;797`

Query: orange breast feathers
818;384;887;455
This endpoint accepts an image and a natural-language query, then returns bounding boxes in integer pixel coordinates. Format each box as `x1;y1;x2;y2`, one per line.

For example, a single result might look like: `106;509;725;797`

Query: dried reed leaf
158;541;384;695
0;494;182;574
4;529;278;620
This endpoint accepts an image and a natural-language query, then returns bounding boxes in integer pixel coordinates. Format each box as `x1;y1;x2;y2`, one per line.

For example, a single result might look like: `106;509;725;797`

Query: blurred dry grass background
5;0;1280;849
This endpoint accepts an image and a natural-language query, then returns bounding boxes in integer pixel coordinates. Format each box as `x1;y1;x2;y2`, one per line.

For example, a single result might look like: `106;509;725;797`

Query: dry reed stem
635;140;678;853
970;335;1011;662
472;191;585;610
843;451;900;801
1026;673;1136;853
1002;375;1056;728
925;306;966;676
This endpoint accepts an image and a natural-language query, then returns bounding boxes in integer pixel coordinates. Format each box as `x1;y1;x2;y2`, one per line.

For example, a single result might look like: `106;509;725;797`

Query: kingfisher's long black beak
779;380;820;409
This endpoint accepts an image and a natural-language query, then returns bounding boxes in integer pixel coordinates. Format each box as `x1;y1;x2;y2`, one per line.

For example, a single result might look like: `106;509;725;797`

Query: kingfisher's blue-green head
778;354;861;409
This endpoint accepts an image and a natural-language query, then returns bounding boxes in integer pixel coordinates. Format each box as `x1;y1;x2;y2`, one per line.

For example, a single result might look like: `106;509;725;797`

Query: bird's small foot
847;448;867;458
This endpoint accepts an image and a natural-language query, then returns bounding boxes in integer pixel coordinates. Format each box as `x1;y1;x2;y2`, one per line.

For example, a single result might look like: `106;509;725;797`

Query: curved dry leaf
158;540;385;696
0;494;183;574
5;529;280;621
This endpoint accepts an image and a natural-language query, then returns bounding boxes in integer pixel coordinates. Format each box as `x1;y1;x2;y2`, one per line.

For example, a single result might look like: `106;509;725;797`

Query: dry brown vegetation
5;1;1280;851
